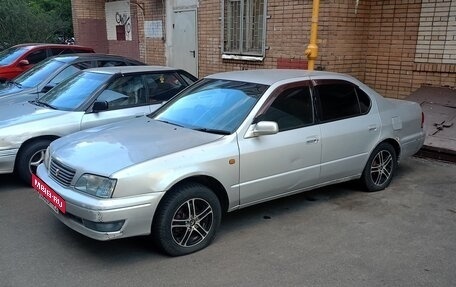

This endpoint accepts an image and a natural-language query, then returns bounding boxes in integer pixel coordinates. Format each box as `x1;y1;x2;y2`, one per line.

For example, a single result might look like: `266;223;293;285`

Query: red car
0;43;94;82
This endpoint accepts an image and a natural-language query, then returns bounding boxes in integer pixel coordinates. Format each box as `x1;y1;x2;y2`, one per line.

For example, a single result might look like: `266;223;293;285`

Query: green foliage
0;0;73;49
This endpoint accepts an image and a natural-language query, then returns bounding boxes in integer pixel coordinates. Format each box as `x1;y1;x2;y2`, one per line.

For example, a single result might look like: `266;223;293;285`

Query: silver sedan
0;66;197;183
34;69;425;256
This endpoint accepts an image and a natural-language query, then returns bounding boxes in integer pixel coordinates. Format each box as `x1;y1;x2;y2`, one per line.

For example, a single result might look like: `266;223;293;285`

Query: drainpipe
305;0;320;71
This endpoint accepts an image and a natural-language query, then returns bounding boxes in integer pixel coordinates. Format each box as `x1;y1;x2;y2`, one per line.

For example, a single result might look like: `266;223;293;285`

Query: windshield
152;78;268;134
38;71;111;111
0;47;28;66
13;59;65;88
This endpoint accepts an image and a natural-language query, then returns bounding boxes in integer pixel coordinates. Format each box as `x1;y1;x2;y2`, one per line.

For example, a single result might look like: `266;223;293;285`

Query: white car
0;66;196;183
34;69;425;256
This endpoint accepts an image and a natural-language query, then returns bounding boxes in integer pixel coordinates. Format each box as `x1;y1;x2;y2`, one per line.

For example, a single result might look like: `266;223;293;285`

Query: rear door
313;79;381;182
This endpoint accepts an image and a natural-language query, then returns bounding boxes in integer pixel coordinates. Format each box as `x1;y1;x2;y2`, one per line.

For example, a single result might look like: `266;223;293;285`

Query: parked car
0;53;145;104
0;66;197;183
0;43;95;82
33;70;425;256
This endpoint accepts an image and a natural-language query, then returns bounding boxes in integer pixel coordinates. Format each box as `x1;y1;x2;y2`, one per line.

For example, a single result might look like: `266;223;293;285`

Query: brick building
72;0;456;99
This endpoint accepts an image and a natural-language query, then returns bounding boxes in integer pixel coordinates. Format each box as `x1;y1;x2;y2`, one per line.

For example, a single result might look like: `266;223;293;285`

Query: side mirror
245;121;279;138
92;101;109;112
18;59;30;66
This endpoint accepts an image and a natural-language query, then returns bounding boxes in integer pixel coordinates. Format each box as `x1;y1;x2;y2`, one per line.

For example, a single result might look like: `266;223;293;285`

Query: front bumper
36;164;165;241
0;148;18;174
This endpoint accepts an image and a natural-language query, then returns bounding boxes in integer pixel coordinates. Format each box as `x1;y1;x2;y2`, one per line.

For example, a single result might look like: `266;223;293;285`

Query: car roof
11;43;93;50
205;69;351;85
50;53;145;64
84;65;180;75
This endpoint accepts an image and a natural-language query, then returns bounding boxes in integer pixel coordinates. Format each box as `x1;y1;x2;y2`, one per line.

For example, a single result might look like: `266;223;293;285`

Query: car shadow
50;180;363;262
29;163;413;261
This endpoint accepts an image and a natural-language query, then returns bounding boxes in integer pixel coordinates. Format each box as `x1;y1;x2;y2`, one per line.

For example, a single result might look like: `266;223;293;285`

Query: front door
237;83;322;206
171;10;198;77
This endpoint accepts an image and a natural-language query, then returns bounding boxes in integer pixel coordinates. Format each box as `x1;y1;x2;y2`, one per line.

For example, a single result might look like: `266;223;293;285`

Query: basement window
222;0;267;61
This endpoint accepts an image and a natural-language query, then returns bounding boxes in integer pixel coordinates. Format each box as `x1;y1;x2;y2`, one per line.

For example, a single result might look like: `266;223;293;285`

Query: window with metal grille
222;0;267;59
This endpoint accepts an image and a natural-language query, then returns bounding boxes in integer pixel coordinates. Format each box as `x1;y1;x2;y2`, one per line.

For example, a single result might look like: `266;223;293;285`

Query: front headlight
74;174;117;198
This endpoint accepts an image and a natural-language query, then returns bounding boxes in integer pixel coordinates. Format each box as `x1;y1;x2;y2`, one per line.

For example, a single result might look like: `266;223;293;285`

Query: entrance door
171;10;198;77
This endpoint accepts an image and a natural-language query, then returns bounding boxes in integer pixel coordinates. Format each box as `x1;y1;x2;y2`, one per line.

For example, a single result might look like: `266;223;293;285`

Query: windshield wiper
193;128;231;135
156;119;184;128
32;100;56;110
7;80;22;88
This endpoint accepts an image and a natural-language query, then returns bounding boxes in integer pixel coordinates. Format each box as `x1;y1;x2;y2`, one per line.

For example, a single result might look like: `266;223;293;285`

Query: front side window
222;0;267;58
153;79;268;134
97;75;147;109
259;85;314;131
26;49;47;64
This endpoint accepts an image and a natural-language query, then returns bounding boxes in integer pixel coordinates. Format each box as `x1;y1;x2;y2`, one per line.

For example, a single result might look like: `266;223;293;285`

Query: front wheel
16;139;51;185
361;142;397;192
152;183;222;256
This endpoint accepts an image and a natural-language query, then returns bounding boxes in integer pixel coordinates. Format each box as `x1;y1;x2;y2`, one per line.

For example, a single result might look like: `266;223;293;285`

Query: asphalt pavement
1;157;455;287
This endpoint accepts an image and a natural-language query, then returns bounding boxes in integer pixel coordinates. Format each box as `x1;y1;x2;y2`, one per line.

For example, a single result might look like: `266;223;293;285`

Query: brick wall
198;1;370;82
72;0;141;61
71;0;108;52
72;0;456;99
143;1;166;65
198;0;456;99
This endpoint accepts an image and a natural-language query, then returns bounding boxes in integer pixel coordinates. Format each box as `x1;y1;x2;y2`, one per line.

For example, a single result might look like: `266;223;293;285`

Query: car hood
0;89;38;105
0;84;23;96
0;101;67;126
51;117;224;176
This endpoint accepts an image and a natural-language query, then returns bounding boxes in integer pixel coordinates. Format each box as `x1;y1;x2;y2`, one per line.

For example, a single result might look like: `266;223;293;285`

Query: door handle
306;137;319;144
189;50;195;58
368;125;378;131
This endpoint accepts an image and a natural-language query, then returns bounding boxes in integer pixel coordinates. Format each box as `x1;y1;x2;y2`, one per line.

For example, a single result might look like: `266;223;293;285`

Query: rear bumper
401;131;426;159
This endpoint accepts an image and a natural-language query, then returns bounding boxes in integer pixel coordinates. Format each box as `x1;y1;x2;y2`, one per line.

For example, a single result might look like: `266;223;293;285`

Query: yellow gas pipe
305;0;320;71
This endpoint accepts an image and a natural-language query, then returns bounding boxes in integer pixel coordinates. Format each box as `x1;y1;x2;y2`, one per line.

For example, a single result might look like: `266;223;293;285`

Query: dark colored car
0;43;95;81
0;53;145;104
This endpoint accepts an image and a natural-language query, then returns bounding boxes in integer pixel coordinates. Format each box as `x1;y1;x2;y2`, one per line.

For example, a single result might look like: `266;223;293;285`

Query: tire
361;142;397;192
16;139;52;185
152;183;222;256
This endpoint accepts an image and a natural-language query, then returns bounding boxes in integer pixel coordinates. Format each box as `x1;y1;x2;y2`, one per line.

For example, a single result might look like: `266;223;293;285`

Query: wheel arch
159;175;230;214
14;135;59;170
378;138;401;161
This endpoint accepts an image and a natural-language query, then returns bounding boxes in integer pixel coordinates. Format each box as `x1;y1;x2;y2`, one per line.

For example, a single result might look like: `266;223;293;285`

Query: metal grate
223;0;265;56
49;158;76;187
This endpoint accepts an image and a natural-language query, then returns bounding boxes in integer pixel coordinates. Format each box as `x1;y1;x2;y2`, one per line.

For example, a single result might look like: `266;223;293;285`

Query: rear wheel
16;139;51;185
361;142;397;192
152;183;221;256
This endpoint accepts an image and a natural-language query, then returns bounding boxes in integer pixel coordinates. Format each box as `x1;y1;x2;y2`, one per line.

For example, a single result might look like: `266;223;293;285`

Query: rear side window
96;60;127;67
356;87;371;114
315;81;370;122
51;48;66;56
